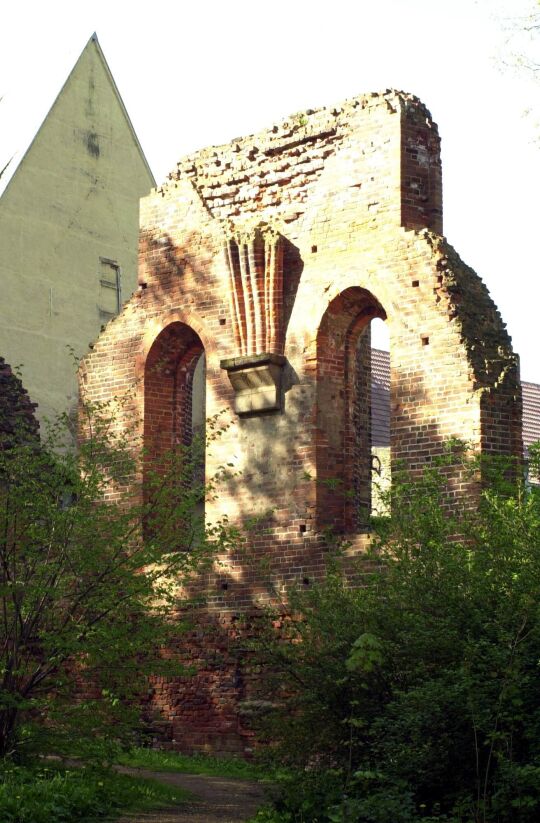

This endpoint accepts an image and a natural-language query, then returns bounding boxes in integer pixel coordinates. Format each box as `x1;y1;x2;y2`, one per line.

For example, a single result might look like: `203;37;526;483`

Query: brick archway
316;287;387;533
143;321;205;507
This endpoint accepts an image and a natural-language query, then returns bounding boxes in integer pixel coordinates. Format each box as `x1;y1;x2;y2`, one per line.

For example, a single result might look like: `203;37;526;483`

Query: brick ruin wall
80;91;522;754
0;357;39;448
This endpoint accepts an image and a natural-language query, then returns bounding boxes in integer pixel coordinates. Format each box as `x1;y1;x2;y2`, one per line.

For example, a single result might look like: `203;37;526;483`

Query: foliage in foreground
0;398;234;759
0;760;189;823
251;450;540;823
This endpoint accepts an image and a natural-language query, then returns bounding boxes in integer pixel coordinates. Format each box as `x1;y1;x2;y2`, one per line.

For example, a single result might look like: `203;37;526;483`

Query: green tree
253;449;540;823
0;399;232;759
502;1;540;76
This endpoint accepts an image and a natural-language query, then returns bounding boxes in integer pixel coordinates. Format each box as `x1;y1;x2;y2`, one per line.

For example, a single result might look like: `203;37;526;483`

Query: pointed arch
316;287;387;533
143;322;206;524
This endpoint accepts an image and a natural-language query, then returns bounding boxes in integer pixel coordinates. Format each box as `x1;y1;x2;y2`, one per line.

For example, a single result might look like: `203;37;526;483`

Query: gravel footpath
116;767;267;823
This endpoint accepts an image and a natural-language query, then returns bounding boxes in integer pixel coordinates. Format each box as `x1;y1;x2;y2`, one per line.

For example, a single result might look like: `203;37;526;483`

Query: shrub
0;761;188;822
251;450;540;822
0;399;234;759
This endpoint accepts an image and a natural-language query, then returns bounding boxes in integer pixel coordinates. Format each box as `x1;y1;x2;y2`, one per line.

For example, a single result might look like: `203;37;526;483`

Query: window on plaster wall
98;257;121;319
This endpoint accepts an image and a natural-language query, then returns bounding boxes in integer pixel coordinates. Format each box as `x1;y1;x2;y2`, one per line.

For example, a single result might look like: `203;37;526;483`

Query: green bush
0;398;234;759
0;761;188;822
251;450;540;822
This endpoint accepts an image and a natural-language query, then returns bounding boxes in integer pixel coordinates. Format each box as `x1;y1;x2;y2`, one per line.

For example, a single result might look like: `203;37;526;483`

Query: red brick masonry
80;91;522;753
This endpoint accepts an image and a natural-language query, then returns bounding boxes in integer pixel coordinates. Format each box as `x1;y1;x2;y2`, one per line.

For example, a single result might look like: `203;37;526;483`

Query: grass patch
248;810;288;823
117;746;266;780
0;761;190;822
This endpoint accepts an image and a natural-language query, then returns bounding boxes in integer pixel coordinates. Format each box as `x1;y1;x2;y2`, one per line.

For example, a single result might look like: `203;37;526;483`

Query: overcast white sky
2;0;539;379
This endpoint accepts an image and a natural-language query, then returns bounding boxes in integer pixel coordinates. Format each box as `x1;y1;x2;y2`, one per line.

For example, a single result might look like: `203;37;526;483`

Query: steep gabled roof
0;33;155;199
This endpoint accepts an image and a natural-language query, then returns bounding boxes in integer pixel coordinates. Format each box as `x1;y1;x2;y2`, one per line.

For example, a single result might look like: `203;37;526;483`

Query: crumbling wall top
157;91;438;227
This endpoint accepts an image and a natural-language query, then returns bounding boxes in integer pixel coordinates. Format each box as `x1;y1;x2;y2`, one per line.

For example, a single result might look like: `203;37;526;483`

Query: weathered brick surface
80;91;522;753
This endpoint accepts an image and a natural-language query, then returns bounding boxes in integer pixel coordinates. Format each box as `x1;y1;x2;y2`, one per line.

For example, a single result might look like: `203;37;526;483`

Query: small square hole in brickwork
421;335;430;346
311;245;317;253
219;317;226;326
140;282;148;289
303;577;310;587
299;524;307;534
412;279;420;287
220;581;229;591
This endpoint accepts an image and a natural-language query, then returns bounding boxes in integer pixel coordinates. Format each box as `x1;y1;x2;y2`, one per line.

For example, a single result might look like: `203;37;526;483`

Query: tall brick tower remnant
81;91;522;753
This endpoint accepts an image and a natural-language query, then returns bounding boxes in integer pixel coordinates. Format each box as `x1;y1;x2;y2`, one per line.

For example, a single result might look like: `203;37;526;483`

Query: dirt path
116;767;268;823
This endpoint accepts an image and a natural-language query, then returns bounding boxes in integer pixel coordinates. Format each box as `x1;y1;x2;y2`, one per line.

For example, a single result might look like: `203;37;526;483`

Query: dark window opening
98;257;121;318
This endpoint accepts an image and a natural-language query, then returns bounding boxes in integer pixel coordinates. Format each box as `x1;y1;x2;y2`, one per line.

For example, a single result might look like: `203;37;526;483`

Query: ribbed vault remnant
223;225;284;357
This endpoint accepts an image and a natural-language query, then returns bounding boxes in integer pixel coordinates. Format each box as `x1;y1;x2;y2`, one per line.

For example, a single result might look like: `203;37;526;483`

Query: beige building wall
0;35;154;429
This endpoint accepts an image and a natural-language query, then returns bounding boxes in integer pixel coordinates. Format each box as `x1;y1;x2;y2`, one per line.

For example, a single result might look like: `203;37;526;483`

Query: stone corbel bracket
220;353;286;415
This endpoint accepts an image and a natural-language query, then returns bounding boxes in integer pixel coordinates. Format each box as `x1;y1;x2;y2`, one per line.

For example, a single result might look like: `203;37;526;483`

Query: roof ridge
0;33;155;200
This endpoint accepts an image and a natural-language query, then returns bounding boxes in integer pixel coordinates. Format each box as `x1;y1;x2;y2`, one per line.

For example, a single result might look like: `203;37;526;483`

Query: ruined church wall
81;89;521;599
79;91;521;753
